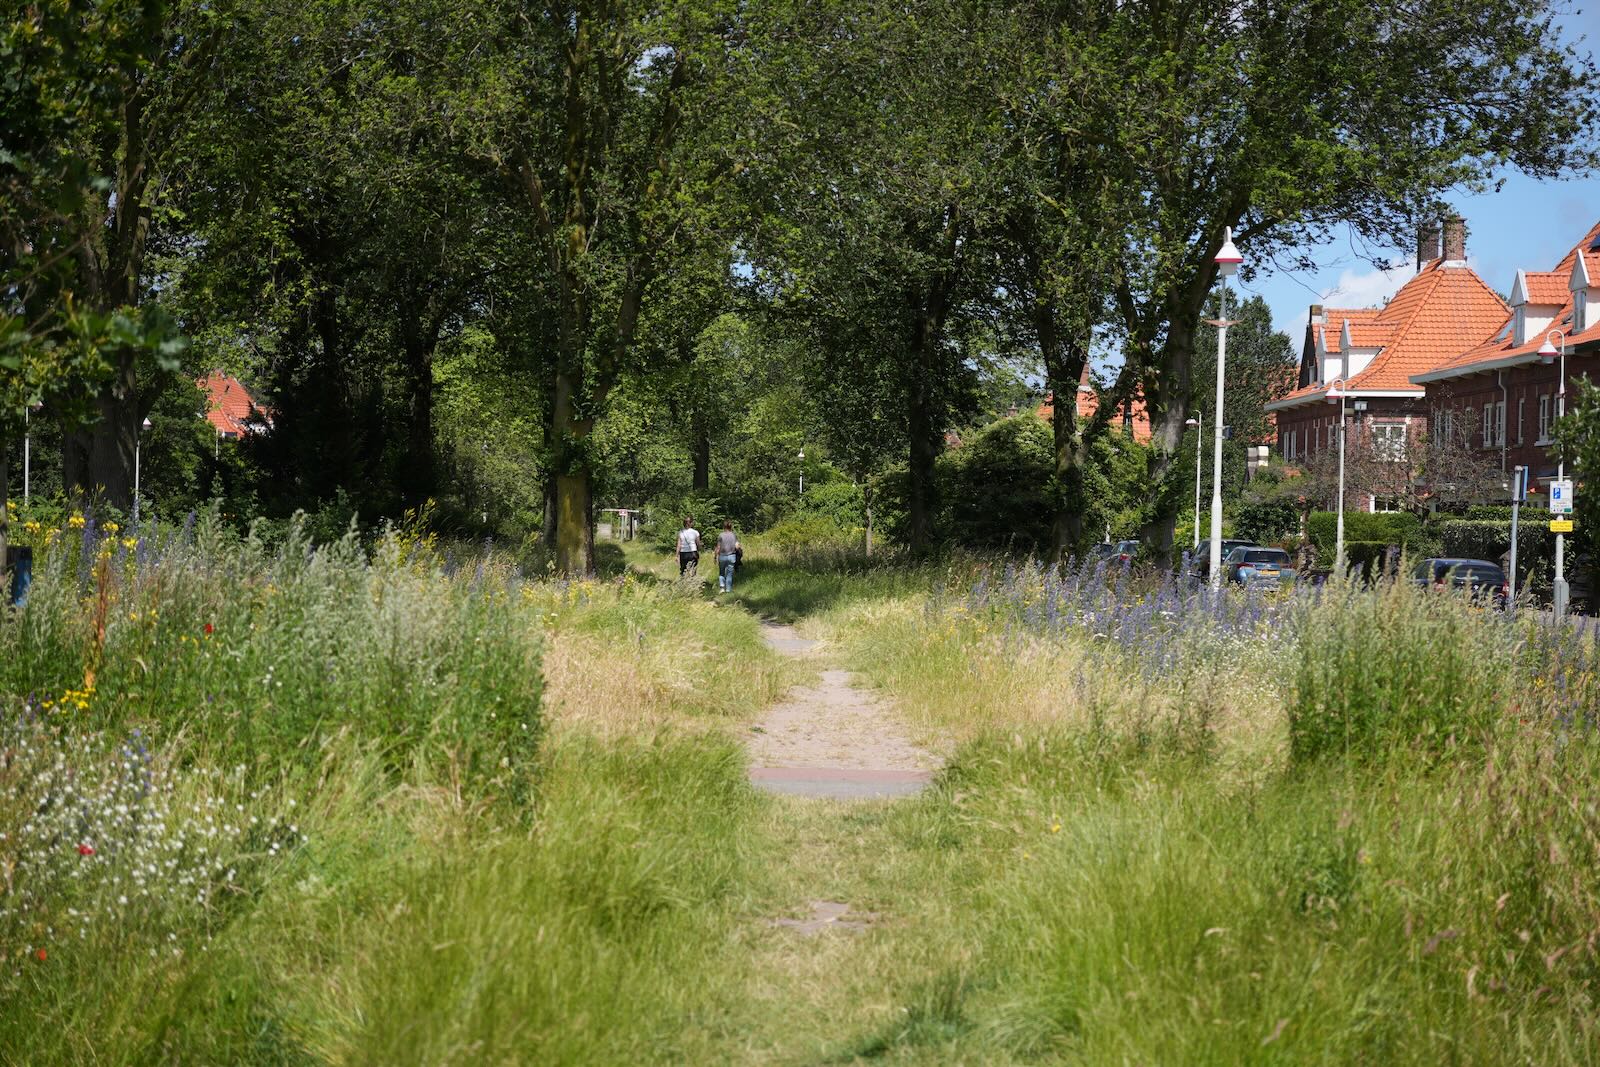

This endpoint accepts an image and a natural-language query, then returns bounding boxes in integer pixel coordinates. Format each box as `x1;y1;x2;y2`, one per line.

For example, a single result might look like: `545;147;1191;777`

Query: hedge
1306;510;1422;549
1438;518;1548;567
1313;540;1394;579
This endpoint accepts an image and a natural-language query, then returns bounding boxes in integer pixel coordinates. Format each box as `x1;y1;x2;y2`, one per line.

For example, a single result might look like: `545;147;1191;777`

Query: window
1496;400;1506;447
1539;394;1552;442
1373;495;1404;513
1517;396;1526;445
1437;408;1453;446
1372;422;1407;460
1483;403;1494;447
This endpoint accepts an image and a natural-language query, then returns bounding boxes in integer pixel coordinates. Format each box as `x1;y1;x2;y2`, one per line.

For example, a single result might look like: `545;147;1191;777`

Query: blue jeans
718;553;737;591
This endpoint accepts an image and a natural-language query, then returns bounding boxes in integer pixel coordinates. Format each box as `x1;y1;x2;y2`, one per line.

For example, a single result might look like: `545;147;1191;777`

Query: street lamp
797;450;805;496
133;417;152;525
1326;378;1348;576
1185;414;1202;549
1538;330;1569;616
1207;227;1243;589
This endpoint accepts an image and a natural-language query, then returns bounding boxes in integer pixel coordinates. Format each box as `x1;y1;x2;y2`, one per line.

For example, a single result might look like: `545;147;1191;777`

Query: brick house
1036;365;1152;444
200;371;272;440
1410;219;1600;499
1264;218;1509;509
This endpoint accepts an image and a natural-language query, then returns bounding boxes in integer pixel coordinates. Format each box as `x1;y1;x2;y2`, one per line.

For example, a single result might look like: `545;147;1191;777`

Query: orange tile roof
200;371;271;436
1416;219;1600;382
1520;271;1569;305
1035;388;1153;444
1271;257;1508;410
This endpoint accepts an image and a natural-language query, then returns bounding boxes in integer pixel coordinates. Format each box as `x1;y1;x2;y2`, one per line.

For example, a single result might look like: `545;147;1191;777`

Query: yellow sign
1551;519;1575;533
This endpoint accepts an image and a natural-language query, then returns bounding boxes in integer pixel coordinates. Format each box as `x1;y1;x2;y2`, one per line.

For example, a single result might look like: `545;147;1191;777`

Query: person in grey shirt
715;520;741;593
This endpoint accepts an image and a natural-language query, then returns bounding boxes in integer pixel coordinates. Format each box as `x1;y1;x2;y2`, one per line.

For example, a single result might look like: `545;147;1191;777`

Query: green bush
796;479;866;529
1234;494;1299;544
937;415;1054;550
764;513;861;554
1438;518;1547;568
1306;510;1421;549
1290;581;1511;762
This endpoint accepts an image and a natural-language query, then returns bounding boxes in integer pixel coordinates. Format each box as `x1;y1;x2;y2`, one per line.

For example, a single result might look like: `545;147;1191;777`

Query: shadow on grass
726;558;923;623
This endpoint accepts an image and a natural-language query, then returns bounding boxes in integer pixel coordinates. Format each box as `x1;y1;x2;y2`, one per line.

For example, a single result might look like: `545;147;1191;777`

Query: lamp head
1325;380;1343;403
1539;332;1562;364
1214;226;1243;278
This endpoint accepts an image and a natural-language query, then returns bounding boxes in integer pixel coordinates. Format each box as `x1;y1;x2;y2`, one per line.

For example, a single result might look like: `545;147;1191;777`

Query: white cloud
1320;261;1416;310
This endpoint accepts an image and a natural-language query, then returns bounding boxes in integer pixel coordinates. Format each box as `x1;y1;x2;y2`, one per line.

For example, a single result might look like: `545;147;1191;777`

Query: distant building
1265;217;1508;508
1035;365;1152;444
199;371;272;440
1411;219;1600;497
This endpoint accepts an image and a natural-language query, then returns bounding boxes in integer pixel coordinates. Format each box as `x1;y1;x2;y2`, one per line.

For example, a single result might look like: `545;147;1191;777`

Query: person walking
716;520;741;593
677;517;701;577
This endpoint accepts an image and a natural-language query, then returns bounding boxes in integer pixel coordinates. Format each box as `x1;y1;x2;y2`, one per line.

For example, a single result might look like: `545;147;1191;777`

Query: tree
469;1;747;574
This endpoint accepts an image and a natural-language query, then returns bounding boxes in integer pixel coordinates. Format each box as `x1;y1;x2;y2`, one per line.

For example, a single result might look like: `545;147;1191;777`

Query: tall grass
0;512;789;1063
794;556;1600;1062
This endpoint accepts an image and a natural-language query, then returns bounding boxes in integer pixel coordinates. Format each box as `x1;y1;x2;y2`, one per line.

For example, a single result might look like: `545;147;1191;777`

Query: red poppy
203;622;214;635
78;843;94;856
35;948;46;962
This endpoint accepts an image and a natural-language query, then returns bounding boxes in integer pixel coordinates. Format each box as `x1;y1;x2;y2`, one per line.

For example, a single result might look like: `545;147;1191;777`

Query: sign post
1551;477;1575;617
1509;466;1527;613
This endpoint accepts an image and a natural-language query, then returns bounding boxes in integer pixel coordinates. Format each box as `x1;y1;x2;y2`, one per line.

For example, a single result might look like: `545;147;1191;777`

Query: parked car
1190;539;1258;582
1223;546;1297;588
1089;540;1142;566
1412;558;1509;608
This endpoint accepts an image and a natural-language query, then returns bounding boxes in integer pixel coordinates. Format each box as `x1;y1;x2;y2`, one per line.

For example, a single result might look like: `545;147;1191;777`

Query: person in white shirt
676;517;701;576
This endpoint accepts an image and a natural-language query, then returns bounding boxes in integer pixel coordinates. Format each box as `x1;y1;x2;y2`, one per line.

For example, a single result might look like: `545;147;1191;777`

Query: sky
1239;5;1600;344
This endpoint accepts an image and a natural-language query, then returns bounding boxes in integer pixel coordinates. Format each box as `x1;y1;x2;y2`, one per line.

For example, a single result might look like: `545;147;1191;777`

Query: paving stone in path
747;622;939;800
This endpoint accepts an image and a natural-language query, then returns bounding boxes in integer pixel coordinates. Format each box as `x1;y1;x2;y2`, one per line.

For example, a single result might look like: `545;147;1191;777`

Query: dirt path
746;622;939;799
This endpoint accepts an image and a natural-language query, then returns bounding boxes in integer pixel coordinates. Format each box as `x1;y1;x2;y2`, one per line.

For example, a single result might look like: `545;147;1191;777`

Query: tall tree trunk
1138;318;1198;568
399;311;437;509
550;369;595;575
863;481;874;557
691;417;710;492
65;353;140;510
0;437;9;600
906;365;937;554
1036;303;1091;561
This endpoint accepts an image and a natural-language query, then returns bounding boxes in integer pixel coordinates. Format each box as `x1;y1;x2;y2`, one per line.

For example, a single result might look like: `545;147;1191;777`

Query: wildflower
68;514;85;529
204;623;214;636
35;949;46;962
77;844;95;856
105;522;120;534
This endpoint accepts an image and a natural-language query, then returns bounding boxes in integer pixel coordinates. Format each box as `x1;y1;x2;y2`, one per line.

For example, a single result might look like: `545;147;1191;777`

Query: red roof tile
1416;219;1600;382
1520;271;1569;305
200;371;271;436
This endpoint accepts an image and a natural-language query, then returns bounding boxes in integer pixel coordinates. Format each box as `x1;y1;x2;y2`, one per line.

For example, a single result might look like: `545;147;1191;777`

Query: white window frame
1539;393;1552;444
1496;399;1506;447
1517;395;1526;445
1483;403;1494;448
1371;421;1408;461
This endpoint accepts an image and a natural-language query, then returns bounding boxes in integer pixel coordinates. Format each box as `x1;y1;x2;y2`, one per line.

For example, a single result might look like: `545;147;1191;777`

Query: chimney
1442;215;1466;264
1309;304;1325;325
1417;222;1442;268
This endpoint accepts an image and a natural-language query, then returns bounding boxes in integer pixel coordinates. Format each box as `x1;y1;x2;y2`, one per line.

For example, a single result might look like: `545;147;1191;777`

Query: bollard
6;546;32;608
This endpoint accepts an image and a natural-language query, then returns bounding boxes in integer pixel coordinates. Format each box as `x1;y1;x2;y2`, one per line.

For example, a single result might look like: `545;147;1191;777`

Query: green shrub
795;480;866;528
1234;494;1299;544
1438;518;1547;568
938;415;1055;550
1306;510;1421;549
1290;581;1510;762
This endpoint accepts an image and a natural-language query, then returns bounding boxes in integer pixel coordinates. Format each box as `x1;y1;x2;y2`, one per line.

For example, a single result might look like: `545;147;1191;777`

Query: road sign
1550;479;1575;515
1551;519;1575;533
1511;465;1529;504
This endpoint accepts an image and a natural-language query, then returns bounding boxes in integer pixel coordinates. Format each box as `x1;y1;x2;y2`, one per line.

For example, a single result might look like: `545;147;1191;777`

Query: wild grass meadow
5;519;1600;1063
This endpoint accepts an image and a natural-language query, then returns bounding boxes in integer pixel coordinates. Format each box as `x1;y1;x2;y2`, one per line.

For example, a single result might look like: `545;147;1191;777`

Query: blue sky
1240;5;1600;343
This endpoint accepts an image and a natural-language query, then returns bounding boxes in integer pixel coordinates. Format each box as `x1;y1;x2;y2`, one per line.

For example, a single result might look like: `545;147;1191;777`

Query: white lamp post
797;450;805;497
1185;414;1202;550
133;417;152;525
1207;227;1243;589
1326;378;1348;576
23;404;33;503
1538;330;1569;616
